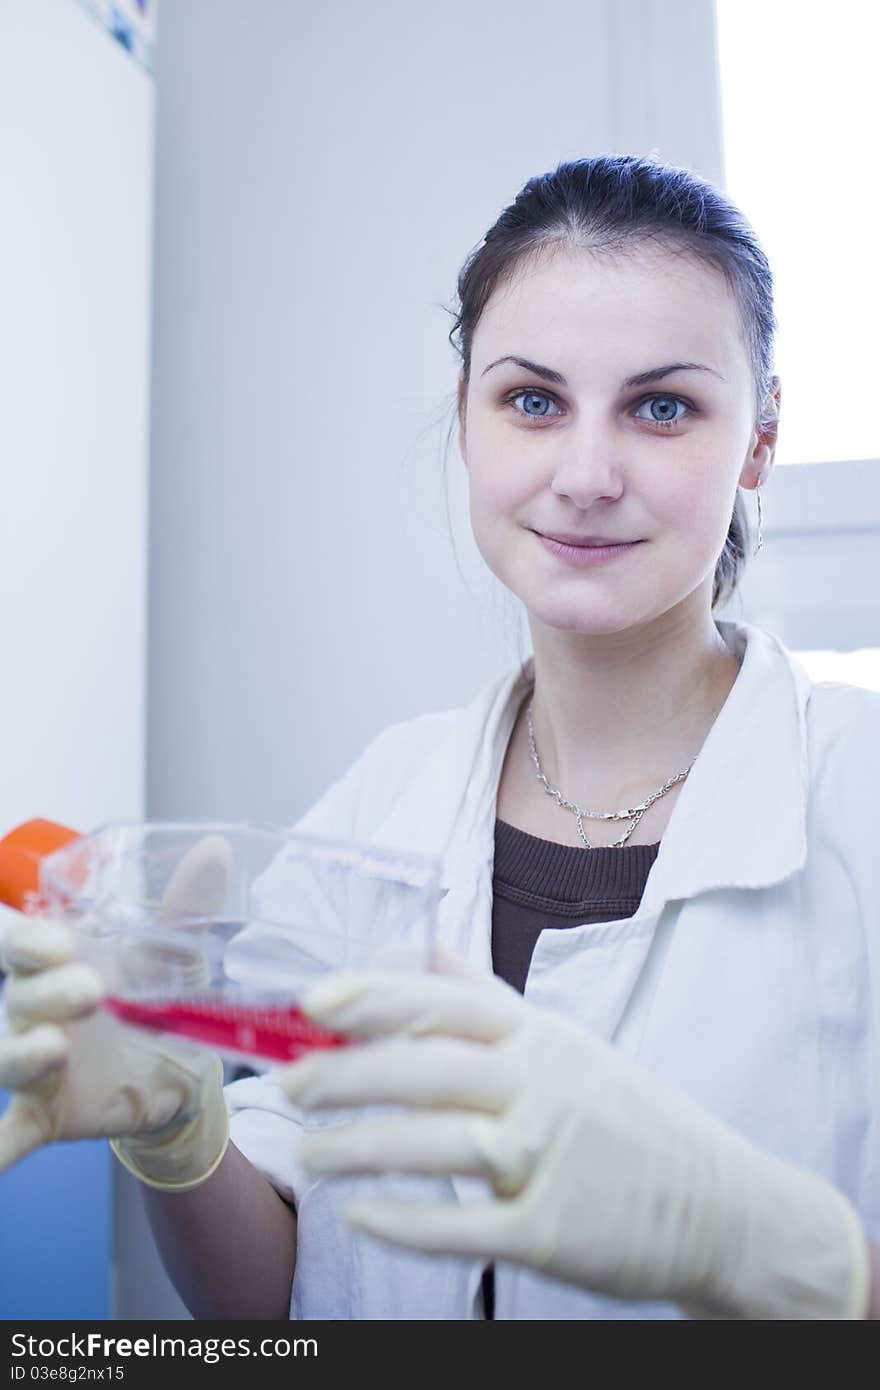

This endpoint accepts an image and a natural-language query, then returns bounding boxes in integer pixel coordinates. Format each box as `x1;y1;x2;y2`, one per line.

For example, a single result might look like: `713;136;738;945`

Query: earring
754;483;764;556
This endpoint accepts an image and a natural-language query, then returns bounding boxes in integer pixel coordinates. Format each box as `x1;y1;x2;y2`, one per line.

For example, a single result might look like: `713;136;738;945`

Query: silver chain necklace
526;700;698;848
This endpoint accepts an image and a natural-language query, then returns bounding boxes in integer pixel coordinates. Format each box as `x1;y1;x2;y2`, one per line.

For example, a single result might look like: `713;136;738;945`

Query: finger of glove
0;1096;53;1173
0;917;76;975
157;835;232;921
299;1111;529;1196
343;1193;519;1261
4;961;103;1025
0;1023;69;1088
274;1036;514;1112
298;970;526;1042
145;836;233;994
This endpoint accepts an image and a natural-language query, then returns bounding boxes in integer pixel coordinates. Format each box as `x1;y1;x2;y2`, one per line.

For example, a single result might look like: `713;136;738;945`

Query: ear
742;373;781;489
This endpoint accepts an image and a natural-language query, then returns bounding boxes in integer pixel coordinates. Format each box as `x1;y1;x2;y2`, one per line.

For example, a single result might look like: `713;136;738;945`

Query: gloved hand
273;944;870;1320
0;837;231;1191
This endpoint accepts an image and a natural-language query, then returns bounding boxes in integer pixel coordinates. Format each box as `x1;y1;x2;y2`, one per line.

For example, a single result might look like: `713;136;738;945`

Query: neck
525;606;742;808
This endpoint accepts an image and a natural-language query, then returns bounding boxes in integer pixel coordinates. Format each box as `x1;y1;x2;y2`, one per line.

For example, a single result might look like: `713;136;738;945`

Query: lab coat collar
372;618;811;910
648;619;811;904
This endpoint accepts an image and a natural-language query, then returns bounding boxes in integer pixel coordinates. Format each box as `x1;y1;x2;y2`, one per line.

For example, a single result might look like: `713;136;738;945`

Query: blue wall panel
0;1092;110;1320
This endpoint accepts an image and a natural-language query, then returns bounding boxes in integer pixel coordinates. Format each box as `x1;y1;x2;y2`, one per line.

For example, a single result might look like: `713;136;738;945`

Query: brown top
490;815;661;994
481;815;660;1318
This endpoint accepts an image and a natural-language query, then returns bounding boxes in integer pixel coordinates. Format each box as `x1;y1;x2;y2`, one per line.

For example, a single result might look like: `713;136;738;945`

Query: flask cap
0;818;82;912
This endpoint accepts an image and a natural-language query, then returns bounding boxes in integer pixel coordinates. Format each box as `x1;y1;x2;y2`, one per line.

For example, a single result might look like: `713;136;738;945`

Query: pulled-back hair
445;153;778;611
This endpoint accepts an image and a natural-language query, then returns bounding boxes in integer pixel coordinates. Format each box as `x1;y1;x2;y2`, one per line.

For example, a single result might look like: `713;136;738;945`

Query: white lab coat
225;617;880;1319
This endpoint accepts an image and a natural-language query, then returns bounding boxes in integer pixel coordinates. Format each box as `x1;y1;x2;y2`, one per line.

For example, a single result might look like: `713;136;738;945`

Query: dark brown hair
443;153;779;612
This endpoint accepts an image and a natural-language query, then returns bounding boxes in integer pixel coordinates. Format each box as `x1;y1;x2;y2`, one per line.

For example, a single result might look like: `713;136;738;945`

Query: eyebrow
480;355;725;389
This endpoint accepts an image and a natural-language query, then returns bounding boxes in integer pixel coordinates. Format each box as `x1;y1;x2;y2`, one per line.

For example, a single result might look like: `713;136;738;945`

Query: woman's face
458;244;778;636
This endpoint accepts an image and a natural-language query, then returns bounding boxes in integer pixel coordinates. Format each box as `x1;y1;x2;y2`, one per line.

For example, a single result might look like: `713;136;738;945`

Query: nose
547;429;625;508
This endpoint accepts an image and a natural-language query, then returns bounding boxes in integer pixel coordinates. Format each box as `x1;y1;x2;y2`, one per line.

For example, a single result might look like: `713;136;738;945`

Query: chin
521;590;644;636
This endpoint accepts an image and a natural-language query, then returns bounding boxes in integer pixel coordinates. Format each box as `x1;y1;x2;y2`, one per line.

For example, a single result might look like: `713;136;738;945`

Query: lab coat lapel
524;897;683;1048
368;656;532;966
638;619;811;907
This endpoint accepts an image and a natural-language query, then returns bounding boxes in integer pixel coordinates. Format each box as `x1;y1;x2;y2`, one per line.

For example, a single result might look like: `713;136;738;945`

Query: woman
1;154;878;1319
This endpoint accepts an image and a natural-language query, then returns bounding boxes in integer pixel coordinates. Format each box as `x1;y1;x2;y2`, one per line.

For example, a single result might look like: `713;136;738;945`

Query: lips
535;531;642;568
538;531;636;548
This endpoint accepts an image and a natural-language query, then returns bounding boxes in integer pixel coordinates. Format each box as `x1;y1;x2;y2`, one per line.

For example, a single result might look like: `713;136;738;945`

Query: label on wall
73;0;157;75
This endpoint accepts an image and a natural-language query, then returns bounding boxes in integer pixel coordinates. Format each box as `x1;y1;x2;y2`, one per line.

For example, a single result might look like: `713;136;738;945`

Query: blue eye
633;394;692;430
505;390;563;420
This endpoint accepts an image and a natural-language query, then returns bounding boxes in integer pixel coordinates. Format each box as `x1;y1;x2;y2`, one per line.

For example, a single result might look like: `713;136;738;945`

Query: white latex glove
273;944;870;1320
0;837;231;1191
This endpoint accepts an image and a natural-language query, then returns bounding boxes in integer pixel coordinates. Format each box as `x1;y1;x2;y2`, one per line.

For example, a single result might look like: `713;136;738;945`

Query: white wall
0;0;154;1318
734;456;880;652
0;0;152;850
115;0;726;1319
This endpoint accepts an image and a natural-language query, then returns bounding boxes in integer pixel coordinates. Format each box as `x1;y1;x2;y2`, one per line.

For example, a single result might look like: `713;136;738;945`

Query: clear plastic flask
0;818;442;1066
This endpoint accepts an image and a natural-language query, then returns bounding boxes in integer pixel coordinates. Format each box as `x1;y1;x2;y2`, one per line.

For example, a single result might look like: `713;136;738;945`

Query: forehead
472;244;745;376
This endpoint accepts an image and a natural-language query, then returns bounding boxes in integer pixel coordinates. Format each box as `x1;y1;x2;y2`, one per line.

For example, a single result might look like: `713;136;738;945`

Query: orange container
0;818;83;913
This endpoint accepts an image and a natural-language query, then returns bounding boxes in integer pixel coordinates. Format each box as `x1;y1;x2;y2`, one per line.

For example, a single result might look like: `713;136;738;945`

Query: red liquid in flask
103;995;351;1063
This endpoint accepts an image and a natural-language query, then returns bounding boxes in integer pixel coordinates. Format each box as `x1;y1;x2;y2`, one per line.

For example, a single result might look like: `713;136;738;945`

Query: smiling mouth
533;530;642;548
